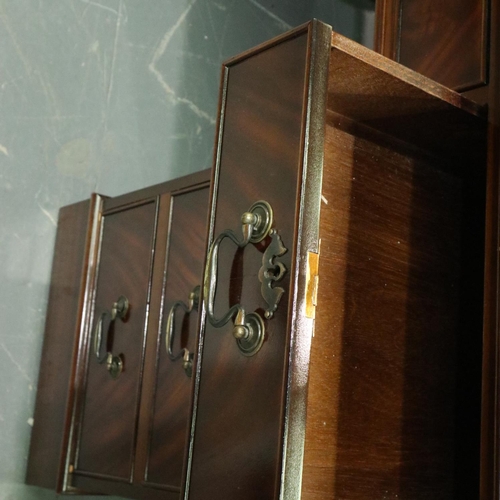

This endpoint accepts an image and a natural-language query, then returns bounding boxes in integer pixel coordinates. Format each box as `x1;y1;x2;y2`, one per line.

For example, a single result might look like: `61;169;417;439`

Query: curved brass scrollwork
258;230;287;319
165;286;200;377
203;200;287;356
93;295;129;379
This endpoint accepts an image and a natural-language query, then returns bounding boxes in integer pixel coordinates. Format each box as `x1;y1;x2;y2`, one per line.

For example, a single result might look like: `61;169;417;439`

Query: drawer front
75;200;158;481
144;186;210;489
187;29;312;500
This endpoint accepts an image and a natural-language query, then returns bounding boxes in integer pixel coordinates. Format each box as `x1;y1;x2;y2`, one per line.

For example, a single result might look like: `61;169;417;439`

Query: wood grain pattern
399;0;488;91
186;29;309;500
374;0;489;92
302;117;468;499
145;186;210;488
375;0;498;496
75;200;158;480
26;199;93;491
67;170;211;499
374;0;401;59
104;170;211;213
72;474;179;499
186;24;486;500
328;31;486;164
298;31;486;499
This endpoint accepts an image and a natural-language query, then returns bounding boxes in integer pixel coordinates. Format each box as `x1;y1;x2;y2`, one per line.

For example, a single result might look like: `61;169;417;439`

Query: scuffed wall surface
0;1;373;498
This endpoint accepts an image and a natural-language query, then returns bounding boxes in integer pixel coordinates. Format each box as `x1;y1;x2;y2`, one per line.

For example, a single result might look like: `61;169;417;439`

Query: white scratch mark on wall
0;144;9;156
107;0;124;106
149;0;215;125
78;0;118;16
212;2;227;11
37;202;57;226
0;7;33;77
14;115;86;121
1;74;27;102
27;417;34;426
37;70;63;141
0;343;33;385
247;0;292;29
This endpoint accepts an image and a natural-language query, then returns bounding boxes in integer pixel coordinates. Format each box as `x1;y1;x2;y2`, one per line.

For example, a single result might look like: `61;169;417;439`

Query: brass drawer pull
93;295;129;379
203;200;287;356
165;286;200;378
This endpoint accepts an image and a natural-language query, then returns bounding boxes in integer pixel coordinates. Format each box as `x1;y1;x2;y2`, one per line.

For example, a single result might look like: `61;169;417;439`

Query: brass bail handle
165;285;200;377
203;200;281;357
93;295;129;379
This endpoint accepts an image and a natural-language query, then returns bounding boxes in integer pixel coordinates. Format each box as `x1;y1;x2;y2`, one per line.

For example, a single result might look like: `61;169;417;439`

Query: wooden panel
374;0;401;59
300;33;486;499
75;200;158;480
481;122;500;500
72;474;179;500
303;119;463;498
375;0;489;92
475;4;500;500
26;199;93;491
297;31;487;500
144;186;210;488
328;31;486;163
184;25;486;500
186;29;310;500
104;169;211;212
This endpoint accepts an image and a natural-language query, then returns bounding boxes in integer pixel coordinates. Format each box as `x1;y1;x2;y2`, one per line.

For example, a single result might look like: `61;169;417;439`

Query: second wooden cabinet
27;170;210;500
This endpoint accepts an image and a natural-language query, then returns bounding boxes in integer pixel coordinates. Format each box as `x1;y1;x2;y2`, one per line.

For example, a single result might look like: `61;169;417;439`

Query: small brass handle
93;295;129;379
203;200;286;356
165;286;200;377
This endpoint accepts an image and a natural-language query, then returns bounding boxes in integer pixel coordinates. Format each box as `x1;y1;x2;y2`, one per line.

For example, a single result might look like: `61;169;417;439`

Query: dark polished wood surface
145;186;210;488
474;4;500;499
75;200;158;480
187;23;486;500
26;199;93;491
72;474;180;500
302;116;484;499
187;30;309;500
304;33;485;498
482;124;500;500
376;1;499;496
67;170;211;500
328;31;485;164
375;0;488;92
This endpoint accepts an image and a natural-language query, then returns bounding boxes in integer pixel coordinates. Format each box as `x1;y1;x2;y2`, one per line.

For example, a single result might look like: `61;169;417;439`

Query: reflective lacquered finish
76;200;159;480
186;20;486;500
187;25;315;500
